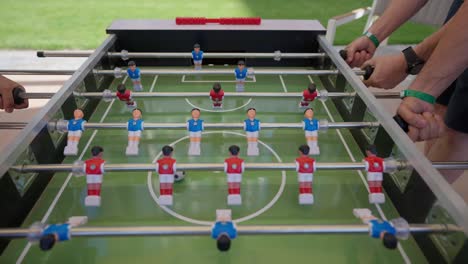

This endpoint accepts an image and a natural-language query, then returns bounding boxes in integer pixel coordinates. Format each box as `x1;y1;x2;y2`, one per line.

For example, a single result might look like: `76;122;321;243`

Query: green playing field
0;69;427;263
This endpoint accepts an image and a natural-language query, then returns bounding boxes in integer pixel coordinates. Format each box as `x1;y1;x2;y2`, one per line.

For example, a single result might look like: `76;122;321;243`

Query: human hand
0;76;29;113
345;36;377;68
361;54;408;89
397;97;444;141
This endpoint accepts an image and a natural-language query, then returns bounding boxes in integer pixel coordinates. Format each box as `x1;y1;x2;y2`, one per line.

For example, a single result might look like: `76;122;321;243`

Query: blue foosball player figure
187;108;204;156
28;216;88;251
234;60;248;92
302;108;320;155
127;61;143;91
126;108;144;156
211;209;237;252
64;109;87;156
353;208;410;250
244;108;261;156
192;43;204;70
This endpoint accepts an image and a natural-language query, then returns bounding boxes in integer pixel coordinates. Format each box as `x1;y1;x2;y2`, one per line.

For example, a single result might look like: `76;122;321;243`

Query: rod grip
12;87;25;105
338;49;374;80
363;66;374;81
37;51;45;57
393;115;409;133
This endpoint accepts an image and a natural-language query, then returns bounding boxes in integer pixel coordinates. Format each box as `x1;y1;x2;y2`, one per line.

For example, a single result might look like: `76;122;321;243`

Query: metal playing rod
0;122;28;129
0;223;461;239
99;68;366;76
10;161;468;173
0;68;367;76
79;122;378;130
0;121;380;130
0;120;380;131
0;69;75;75
13;91;402;100
37;50;328;59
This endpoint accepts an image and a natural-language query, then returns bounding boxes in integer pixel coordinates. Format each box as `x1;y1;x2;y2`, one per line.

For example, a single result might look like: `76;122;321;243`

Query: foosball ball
0;18;467;263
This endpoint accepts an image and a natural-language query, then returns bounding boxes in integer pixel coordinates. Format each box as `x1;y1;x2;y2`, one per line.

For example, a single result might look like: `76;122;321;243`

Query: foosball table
0;18;467;263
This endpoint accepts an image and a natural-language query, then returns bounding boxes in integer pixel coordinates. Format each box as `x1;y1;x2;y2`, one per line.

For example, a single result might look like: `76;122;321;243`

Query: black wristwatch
402;47;425;75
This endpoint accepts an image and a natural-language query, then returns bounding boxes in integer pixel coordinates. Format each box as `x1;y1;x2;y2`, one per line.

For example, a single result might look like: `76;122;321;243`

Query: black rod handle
339;49;374;80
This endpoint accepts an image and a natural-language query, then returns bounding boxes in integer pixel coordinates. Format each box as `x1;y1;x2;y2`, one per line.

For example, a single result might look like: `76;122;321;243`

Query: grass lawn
1;0;437;50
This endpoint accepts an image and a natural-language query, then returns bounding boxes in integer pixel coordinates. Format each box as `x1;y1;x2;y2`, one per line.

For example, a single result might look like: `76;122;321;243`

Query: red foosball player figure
156;145;177;206
300;83;318;108
224;145;245;205
84;146;105;207
295;145;316;204
210;82;224;109
364;145;385;204
116;84;137;110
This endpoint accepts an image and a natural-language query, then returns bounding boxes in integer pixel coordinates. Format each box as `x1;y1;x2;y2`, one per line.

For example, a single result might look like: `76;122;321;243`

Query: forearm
413;28;444;61
368;0;428;41
410;2;468;98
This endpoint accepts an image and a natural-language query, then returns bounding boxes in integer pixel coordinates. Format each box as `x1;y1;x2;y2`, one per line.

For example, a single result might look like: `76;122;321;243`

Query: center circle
147;130;286;225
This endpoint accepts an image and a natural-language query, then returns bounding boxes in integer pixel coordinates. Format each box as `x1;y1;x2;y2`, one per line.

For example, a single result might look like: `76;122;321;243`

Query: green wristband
363;31;380;48
400;89;436;104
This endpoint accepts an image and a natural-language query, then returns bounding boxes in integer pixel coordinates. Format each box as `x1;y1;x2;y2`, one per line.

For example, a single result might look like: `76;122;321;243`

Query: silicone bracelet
400;89;436;104
363;31;380;48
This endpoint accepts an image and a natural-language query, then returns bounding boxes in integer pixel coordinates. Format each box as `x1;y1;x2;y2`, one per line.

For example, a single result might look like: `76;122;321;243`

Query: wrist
363;31;380;48
402;47;425;75
412;44;429;62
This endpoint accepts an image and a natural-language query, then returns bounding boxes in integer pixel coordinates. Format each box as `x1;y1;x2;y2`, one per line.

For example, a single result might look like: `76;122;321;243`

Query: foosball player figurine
364;145;385;204
127;61;143;91
302;108;320;155
211;209;237;252
244;108;260;156
126;108;144;156
156;145;177;206
116;84;137;109
84;146;105;207
187;108;204;155
34;216;88;251
210;82;224;109
353;208;410;250
300;83;318;108
192;43;204;70
64;109;86;156
224;145;245;205
295;145;316;204
234;60;248;92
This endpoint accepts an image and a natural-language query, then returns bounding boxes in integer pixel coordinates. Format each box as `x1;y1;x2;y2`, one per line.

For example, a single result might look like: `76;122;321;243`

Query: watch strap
400;89;436;104
402;47;424;74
